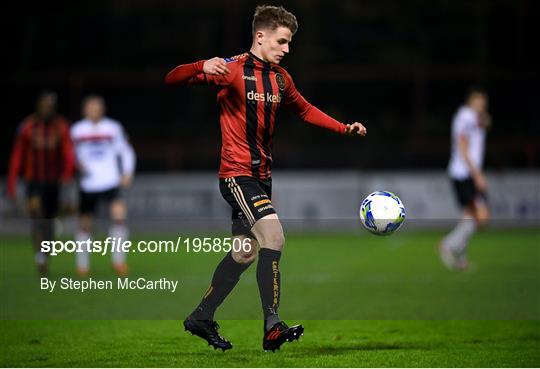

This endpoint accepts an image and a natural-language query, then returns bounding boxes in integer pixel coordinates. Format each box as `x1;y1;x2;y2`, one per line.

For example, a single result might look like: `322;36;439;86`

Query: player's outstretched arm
301;104;367;137
165;57;231;85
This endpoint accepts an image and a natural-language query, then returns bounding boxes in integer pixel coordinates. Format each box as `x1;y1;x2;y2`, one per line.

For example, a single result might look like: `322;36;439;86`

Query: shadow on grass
294;341;432;356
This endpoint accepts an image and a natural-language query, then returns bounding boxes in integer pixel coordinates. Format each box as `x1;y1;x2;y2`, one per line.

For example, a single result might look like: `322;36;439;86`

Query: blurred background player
440;87;491;270
166;5;366;352
71;95;136;277
6;91;74;275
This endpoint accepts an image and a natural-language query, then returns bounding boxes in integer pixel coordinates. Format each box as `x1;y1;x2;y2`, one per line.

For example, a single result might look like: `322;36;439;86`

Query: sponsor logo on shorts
253;199;271;207
257;204;273;213
251;194;268;201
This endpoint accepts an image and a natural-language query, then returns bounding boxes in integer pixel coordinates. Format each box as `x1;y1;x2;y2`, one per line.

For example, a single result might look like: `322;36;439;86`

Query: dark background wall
3;0;539;173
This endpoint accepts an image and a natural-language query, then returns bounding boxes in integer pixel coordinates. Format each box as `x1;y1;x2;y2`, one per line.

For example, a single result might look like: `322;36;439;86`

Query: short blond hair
252;5;298;35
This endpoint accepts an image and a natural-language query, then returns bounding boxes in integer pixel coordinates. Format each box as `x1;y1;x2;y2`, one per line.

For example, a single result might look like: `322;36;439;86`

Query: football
360;191;405;235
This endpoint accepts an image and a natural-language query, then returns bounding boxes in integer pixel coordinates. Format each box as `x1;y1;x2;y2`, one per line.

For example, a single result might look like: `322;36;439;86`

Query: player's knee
110;201;126;223
79;216;93;233
261;230;285;250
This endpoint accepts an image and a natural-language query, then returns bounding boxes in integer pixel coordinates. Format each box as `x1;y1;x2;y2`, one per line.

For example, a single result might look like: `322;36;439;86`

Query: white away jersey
71;117;136;192
448;106;486;180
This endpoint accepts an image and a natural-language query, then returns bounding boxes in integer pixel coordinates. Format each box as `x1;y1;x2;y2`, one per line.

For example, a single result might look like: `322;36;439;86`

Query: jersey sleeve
165;60;234;86
281;71;346;135
114;124;136;176
453;109;474;138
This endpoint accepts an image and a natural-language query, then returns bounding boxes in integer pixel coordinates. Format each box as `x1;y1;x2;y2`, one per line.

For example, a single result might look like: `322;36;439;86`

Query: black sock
256;248;281;330
191;252;251;320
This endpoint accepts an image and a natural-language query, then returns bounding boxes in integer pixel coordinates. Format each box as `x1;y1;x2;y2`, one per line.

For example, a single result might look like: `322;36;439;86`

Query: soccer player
165;5;366;351
6;91;74;275
70;95;136;277
440;87;491;270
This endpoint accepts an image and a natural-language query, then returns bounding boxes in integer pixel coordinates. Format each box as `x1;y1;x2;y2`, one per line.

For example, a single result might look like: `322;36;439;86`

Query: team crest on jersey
275;73;285;91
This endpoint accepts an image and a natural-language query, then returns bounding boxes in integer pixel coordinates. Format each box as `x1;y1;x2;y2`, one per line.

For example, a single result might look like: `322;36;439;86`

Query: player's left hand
480;112;492;129
473;172;488;193
345;122;367;136
121;175;133;188
203;57;231;76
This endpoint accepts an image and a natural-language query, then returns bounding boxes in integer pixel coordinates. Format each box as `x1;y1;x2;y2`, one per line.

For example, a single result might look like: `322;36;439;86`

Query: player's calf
109;222;129;276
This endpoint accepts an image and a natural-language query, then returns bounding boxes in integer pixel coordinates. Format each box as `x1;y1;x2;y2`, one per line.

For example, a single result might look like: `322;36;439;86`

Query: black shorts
26;182;60;218
79;187;120;215
452;177;487;208
219;176;276;236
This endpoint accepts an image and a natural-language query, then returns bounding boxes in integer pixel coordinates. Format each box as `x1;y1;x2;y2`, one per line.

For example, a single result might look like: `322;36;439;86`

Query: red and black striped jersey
166;51;346;179
7;114;74;196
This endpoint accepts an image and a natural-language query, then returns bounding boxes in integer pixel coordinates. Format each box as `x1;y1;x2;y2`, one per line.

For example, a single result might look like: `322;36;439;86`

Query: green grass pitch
1;229;539;367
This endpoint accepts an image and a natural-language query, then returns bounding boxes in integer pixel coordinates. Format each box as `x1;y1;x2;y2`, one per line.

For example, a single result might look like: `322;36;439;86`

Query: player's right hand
203;57;230;75
473;172;488;193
